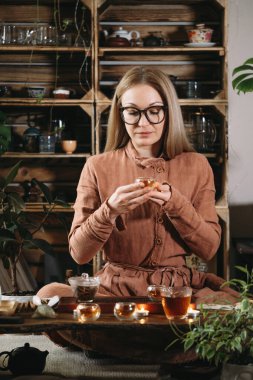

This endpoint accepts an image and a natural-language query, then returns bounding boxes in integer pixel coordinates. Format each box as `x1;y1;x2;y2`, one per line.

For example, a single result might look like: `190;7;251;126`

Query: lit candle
73;308;80;320
187;307;200;318
135;306;149;319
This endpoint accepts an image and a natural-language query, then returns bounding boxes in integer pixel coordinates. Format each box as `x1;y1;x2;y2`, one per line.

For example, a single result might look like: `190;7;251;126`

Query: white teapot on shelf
111;26;140;41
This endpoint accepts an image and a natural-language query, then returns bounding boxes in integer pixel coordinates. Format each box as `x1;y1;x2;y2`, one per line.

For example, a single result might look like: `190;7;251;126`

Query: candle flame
188;303;196;311
137;304;147;311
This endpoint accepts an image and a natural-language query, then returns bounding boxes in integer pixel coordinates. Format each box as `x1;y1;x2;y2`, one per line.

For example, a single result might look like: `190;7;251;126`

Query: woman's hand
107;182;153;217
149;182;172;206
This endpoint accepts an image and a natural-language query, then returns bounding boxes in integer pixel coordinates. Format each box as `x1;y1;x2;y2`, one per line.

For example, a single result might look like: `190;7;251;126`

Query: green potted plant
232;58;253;94
0;161;70;294
167;267;253;379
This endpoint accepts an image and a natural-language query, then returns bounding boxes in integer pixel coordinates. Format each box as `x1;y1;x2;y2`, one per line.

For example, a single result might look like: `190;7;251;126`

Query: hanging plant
232;58;253;94
0;161;70;294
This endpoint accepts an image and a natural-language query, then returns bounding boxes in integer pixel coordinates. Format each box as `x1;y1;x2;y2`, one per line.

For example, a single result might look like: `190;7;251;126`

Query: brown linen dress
67;141;238;304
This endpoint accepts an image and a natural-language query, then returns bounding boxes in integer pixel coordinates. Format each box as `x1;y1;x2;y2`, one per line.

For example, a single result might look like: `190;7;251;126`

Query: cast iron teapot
0;342;49;375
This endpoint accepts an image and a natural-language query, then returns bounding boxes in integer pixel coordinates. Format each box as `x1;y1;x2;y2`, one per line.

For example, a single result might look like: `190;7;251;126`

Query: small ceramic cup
61;140;77;154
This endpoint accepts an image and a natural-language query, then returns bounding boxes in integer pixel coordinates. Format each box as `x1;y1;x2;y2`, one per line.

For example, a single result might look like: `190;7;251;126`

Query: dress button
157;217;163;224
155;238;162;245
151;260;157;266
156;167;164;173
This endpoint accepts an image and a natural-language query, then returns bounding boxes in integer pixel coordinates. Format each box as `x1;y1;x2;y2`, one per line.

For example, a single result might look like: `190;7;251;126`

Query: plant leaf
54;199;71;208
232;64;253;76
27;238;53;255
31;178;53;204
0;228;16;241
7;192;25;213
235;78;253;94
4;161;22;187
232;59;253;94
232;73;252;89
244;58;253;65
184;338;195;351
2;256;10;269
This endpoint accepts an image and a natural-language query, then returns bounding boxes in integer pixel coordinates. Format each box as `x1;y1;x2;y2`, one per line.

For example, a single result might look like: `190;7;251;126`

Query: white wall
228;0;253;237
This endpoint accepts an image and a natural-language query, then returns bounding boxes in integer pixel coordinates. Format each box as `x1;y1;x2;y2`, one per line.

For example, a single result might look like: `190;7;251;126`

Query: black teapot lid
13;342;45;355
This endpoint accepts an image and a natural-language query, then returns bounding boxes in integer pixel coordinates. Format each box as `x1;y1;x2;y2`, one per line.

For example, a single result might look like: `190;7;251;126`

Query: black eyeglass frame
119;105;167;125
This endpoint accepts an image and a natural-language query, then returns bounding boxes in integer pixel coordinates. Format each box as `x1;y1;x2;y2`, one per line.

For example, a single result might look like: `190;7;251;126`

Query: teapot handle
0;351;11;371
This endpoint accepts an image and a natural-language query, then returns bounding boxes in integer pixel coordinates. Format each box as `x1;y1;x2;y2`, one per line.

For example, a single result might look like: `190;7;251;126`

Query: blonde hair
105;66;193;158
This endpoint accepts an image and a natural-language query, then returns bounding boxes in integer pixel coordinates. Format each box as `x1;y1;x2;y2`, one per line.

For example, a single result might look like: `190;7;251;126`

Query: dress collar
125;141;168;168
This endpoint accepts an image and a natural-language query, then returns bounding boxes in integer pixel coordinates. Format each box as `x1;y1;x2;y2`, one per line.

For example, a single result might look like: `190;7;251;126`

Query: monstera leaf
232;58;253;94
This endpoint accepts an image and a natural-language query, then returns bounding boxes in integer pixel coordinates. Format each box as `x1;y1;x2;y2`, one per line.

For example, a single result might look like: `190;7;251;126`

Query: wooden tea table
0;297;197;364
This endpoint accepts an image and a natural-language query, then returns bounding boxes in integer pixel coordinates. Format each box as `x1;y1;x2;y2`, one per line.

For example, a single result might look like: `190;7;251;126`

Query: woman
38;66;237;304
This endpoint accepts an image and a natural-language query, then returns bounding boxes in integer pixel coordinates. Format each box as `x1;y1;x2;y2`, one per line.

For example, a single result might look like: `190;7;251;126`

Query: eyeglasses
120;105;167;125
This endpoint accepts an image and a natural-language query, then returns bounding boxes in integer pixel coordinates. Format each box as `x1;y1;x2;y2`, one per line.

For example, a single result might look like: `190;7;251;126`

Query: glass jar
39;134;55;154
190;108;217;151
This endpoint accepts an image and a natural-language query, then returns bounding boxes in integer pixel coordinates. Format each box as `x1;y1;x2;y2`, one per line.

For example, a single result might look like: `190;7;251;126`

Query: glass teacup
161;286;192;320
68;273;100;303
147;284;167;302
77;303;101;322
114;302;136;321
135;177;156;188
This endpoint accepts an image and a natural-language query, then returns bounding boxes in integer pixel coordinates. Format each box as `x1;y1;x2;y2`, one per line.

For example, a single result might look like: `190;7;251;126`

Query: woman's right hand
107;182;152;218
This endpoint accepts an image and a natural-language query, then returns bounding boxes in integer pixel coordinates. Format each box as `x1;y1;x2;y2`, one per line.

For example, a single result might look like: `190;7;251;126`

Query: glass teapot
190;108;217;152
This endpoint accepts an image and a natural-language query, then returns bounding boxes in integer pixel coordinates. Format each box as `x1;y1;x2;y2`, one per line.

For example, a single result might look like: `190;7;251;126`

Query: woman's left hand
149;182;171;206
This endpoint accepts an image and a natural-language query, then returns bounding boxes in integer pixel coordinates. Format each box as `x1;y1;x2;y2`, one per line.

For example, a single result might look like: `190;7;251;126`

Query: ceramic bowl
27;87;46;98
52;88;70;99
61;140;77;154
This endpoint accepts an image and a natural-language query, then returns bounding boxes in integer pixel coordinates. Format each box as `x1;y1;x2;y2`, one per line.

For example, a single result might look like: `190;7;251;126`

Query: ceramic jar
187;24;213;43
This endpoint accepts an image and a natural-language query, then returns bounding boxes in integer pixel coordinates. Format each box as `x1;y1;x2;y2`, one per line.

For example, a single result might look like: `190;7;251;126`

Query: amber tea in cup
114;302;136;321
77;303;101;322
135;177;156;188
68;273;100;303
161;286;192;320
